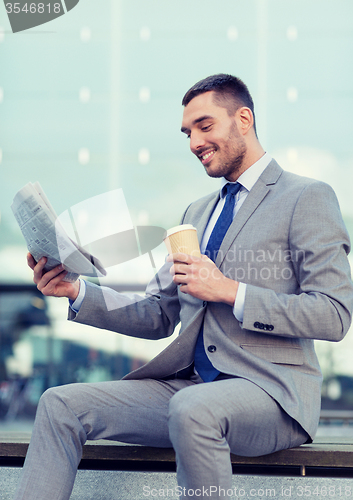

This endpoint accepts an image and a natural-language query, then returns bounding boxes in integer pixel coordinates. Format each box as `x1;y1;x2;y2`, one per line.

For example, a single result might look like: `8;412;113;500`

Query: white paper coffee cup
163;224;201;257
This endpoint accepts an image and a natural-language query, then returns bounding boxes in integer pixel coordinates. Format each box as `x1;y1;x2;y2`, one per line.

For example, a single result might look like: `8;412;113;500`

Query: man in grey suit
17;74;353;500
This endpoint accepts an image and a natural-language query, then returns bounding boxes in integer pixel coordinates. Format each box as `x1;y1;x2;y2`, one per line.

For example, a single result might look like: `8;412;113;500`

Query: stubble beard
204;123;247;180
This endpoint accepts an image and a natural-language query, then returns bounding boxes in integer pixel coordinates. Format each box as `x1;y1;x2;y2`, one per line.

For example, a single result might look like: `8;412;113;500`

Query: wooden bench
1;432;353;478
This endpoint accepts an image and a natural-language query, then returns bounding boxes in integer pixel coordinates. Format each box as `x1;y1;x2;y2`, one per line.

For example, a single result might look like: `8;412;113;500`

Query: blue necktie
194;182;241;382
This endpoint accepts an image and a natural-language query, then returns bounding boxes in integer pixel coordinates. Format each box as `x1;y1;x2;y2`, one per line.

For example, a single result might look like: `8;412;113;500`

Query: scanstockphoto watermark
4;0;81;33
52;187;303;312
217;245;306;282
215;246;306;267
195;260;296;283
143;485;277;497
54;188;168;312
143;483;353;497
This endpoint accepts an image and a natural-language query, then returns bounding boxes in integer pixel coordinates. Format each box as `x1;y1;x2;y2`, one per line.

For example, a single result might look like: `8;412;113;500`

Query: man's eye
201;125;211;131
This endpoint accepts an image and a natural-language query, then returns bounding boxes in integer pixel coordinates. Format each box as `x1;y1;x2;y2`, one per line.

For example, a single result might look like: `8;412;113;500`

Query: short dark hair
182;74;257;135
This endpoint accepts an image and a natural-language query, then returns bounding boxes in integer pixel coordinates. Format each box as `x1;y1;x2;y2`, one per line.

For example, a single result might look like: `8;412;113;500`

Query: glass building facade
1;0;353;423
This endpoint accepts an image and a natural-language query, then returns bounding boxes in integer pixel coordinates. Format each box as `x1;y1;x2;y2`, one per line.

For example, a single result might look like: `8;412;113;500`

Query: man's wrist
220;278;239;306
69;279;86;313
67;280;81;302
234;282;246;322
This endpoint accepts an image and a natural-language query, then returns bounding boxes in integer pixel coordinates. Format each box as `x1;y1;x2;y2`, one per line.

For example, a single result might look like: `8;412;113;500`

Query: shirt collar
220;152;272;198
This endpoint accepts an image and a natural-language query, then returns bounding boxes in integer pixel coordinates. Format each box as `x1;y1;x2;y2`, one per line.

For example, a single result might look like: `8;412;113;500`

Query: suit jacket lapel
216;160;283;268
193;192;220;245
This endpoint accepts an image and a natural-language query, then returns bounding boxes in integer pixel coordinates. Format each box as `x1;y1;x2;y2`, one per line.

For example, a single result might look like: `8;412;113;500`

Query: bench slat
1;433;353;469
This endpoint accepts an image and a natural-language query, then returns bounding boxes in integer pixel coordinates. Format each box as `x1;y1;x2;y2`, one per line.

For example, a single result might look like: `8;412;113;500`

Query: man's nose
190;131;206;154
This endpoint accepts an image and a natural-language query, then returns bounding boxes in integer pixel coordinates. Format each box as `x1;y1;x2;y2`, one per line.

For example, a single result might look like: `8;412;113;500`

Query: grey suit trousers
14;375;308;500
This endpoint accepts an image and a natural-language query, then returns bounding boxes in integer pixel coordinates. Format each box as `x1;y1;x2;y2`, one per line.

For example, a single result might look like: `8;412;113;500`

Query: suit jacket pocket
240;344;304;365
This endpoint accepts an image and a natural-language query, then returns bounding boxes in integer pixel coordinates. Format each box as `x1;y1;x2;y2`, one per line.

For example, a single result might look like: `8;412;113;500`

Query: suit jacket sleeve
68;261;181;340
242;180;353;341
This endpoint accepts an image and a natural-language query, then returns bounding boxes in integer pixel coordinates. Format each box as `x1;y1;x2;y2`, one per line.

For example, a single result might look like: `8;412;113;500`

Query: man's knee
168;388;218;434
37;384;76;419
39;385;61;406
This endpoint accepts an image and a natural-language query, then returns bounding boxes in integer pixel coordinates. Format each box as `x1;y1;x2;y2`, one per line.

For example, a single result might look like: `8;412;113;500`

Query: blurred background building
0;0;353;428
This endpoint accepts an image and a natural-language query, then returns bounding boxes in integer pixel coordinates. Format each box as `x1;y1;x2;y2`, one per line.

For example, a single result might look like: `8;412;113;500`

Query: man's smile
198;149;216;165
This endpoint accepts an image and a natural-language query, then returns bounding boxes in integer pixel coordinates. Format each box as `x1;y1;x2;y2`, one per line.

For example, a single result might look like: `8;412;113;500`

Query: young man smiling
181;87;258;182
15;74;353;500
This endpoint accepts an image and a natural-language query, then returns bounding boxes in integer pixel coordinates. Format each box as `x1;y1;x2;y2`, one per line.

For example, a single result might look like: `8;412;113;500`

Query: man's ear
236;107;254;135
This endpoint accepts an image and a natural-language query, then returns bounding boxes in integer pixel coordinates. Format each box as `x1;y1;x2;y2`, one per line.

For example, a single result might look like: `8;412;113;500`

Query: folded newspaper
11;182;107;282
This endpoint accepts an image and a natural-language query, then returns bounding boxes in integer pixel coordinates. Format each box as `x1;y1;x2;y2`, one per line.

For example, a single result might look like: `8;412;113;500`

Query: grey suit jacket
70;160;353;440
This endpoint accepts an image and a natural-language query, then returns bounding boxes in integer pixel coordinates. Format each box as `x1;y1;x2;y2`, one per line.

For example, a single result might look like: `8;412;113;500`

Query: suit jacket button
254;322;261;328
208;345;217;353
268;325;274;331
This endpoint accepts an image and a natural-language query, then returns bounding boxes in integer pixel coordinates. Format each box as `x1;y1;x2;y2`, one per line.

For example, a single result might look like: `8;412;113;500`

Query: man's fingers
33;256;47;272
167;253;202;278
170;262;189;277
38;270;68;296
32;258;64;289
36;264;65;287
31;257;47;284
27;253;38;270
167;252;193;264
26;252;78;299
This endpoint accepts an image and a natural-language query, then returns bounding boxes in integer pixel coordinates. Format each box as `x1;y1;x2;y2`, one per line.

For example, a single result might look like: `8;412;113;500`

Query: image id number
296;485;352;496
5;3;62;14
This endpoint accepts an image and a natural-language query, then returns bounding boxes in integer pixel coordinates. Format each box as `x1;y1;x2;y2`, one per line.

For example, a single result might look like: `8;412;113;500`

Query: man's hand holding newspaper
27;253;81;300
11;182;106;300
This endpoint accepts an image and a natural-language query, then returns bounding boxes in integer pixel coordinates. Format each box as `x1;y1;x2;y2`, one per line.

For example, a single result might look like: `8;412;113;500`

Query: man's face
181;91;247;182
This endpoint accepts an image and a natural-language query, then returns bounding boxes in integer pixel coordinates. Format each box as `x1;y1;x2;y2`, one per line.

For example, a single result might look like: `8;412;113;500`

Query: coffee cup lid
164;224;196;239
